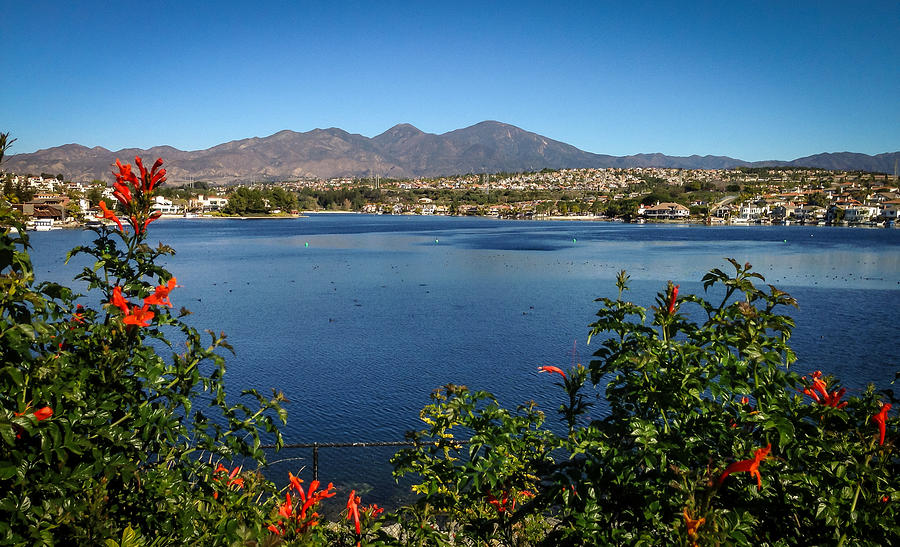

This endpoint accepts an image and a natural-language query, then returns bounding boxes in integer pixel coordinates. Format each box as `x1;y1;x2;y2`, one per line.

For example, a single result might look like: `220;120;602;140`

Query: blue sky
2;1;898;161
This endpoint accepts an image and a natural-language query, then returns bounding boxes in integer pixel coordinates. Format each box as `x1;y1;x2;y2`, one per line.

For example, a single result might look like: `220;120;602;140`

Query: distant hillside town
3;164;899;229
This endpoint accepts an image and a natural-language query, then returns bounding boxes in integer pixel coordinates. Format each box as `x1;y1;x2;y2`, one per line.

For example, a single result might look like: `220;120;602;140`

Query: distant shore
35;211;897;230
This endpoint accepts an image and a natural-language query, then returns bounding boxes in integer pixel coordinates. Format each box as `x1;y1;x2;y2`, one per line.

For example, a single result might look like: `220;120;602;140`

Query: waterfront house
638;202;690;219
12;195;69;222
151;196;180;215
843;206;878;223
794;205;826;223
190;195;229;212
878;200;900;221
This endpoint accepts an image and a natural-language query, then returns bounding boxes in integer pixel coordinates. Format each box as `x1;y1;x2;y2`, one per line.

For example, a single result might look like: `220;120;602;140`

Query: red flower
114;158;139;184
148;157;166;192
288;471;303;493
487;489;518;514
97;200;124;231
113;181;132;206
269;473;335;535
365;503;384;517
667;284;680;314
266;524;282;535
538;365;566;379
15;404;53;422
134;156;167;193
717;444;772;490
33;406;53;421
801;371;847;409
111;286;130;315
278;492;293;519
71;305;85;324
112;159;138;206
226;466;243;488
873;403;892;446
683;508;705;541
123;303;154;327
211;463;243;498
144;277;177;307
347;489;361;535
297;479;335;520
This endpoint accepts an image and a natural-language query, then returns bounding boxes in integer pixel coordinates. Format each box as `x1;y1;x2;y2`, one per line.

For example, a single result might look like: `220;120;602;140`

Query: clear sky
2;0;898;161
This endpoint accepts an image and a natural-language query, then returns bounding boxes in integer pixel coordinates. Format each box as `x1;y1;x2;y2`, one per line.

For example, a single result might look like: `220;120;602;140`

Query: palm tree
0;132;16;166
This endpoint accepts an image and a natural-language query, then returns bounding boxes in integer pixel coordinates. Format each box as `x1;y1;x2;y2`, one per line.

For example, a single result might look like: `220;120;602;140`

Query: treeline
222;187;298;215
297;187;382;210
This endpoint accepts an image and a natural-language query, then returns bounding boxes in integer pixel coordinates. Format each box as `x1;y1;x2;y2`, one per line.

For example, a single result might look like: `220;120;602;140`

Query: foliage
0;156;289;543
392;262;899;545
298;187;378;211
222;186;298;215
391;385;555;545
0;132;16;166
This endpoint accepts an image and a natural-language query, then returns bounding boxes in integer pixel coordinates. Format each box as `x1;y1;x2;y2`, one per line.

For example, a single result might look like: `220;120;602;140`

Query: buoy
435;239;439;243
573;238;577;242
305;242;309;247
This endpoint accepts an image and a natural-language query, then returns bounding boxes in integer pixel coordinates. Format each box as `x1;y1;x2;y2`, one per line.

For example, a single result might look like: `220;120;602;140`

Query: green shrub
0;158;286;544
392;262;899;545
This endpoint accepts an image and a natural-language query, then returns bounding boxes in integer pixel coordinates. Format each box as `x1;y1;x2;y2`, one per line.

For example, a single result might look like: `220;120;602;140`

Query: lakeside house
881;200;900;221
638;202;690;220
10;194;69;222
151;196;180;215
189;194;229;212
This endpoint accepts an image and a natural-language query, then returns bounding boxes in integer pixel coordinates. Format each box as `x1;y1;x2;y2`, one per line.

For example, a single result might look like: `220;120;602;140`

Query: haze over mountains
4;121;898;184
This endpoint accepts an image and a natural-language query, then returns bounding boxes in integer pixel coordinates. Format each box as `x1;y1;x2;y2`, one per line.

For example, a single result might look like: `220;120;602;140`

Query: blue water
27;216;900;505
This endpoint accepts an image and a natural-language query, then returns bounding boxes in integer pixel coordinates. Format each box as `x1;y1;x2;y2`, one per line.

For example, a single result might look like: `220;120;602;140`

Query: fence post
312;443;319;481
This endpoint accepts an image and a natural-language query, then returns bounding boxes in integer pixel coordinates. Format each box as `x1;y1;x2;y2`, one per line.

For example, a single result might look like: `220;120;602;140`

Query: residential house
638;202;690;219
151;196;179;215
11;194;70;221
190;195;229;212
880;200;900;221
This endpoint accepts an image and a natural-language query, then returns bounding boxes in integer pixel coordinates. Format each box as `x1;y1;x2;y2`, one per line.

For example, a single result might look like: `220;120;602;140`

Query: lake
27;215;900;506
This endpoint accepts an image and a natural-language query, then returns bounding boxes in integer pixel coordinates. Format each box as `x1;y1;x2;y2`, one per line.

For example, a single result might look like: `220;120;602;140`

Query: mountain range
4;121;898;184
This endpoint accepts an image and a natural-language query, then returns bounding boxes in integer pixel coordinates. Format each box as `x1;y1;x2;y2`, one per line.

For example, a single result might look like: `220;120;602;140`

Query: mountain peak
376;123;424;140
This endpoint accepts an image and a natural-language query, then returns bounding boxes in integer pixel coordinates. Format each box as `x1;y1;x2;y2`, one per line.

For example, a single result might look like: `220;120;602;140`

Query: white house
843;206;878;223
880;200;900;220
192;195;229;211
151;196;179;214
638;202;690;219
739;203;769;220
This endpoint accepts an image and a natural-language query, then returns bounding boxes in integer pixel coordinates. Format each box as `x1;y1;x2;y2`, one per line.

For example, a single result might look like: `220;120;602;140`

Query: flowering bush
0;157;289;543
392;263;899;545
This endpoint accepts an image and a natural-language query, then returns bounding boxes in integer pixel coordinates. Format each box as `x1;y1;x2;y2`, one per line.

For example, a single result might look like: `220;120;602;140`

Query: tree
0;132;15;166
86;187;103;207
223;187;267;215
267;187;298;212
806;192;829;207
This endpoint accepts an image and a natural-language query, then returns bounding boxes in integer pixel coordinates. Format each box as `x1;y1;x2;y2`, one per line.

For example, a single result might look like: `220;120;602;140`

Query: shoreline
38;212;896;230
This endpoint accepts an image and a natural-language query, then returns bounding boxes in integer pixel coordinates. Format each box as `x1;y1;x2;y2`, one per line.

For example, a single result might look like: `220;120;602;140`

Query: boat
84;220;103;229
183;212;202;218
